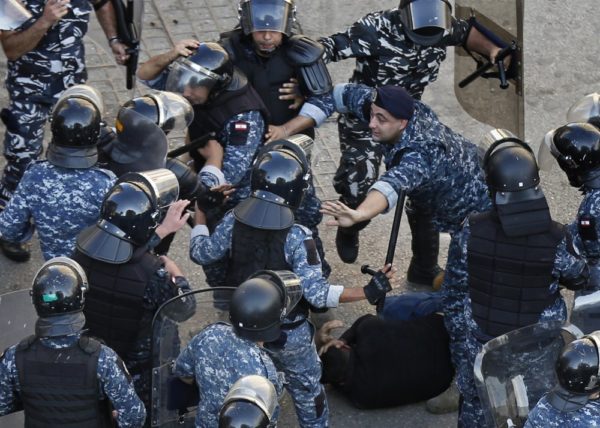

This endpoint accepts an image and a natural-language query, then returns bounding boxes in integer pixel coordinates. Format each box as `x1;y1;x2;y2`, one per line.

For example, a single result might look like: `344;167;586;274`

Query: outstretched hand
320;200;362;228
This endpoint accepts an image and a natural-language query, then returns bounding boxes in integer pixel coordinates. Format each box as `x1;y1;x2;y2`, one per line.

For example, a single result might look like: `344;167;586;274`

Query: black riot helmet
76;169;179;264
165;42;246;102
219;375;278;428
31;257;89;317
399;0;452;46
567;93;600;130
239;0;296;37
48;95;102;169
229;276;285;342
481;129;542;205
234;135;312;230
541;123;600;189
548;331;600;412
117;91;194;135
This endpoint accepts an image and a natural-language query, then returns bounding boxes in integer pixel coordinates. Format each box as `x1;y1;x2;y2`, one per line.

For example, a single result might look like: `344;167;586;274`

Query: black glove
363;271;391;305
195;182;225;212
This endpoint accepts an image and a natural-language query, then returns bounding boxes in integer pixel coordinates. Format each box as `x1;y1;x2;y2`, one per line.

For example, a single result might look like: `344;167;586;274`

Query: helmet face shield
165;59;221;97
56;84;104;117
120;92;194;134
240;0;293;35
0;0;32;30
400;0;451;46
567;93;600;126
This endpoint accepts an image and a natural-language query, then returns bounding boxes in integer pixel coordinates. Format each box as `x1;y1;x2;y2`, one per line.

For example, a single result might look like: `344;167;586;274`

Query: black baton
167;133;214;158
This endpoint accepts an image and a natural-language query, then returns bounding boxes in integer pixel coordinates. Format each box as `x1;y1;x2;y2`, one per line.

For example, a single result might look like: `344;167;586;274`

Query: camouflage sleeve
0;347;19;416
332;83;374;123
285;226;329;308
318;12;381;63
441;17;471;47
0;170;35;243
553;237;588;291
372;149;433;209
97;346;146;427
173;337;197;379
209;111;264;187
189;212;235;265
441;222;470;364
300;92;336;126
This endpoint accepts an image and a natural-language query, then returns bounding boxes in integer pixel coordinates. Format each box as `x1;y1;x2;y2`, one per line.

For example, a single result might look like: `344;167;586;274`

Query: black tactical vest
187;82;268;142
467;211;564;338
221;30;315;139
73;246;162;358
15;335;111;428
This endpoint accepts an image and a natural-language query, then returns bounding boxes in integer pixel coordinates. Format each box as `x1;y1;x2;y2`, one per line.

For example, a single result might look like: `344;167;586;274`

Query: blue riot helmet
399;0;452;46
239;0;296;37
31;257;89;317
219;375;278;428
548;331;600;412
48;85;105;169
76;169;179;264
234;135;312;230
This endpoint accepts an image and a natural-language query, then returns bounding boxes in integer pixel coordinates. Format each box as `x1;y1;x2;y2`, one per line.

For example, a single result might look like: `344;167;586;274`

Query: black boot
406;203;442;286
0;238;31;262
335;227;360;264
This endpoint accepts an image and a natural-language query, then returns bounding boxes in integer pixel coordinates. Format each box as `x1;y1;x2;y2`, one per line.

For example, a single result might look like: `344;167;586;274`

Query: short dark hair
320;346;350;385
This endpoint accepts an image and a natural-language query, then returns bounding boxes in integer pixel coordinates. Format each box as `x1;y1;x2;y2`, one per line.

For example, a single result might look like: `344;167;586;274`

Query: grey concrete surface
1;0;600;426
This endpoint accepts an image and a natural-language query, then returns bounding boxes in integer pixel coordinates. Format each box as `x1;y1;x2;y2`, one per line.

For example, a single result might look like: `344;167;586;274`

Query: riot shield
0;289;37;428
473;321;583;428
454;1;524;138
571;289;600;335
150;287;235;428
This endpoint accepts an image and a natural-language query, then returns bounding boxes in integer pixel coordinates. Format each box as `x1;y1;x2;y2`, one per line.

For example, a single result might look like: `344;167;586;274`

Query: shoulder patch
229;120;250;146
303;239;320;265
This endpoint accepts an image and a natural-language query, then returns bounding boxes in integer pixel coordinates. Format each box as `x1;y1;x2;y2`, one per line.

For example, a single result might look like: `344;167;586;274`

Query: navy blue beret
373;85;415;120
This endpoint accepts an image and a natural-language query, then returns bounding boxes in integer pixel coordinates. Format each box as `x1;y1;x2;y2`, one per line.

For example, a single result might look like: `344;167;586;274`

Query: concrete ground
1;0;600;426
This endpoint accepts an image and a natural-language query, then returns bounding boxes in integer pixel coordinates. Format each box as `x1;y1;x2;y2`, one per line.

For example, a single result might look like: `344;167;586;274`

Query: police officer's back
174;274;286;428
0;257;146;427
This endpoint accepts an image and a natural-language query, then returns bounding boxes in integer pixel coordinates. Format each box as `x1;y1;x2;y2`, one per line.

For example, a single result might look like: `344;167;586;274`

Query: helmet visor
243;0;293;34
403;0;451;37
0;0;32;30
153;91;194;132
56;84;104;116
165;59;221;95
567;93;600;125
537;128;563;172
121;168;180;211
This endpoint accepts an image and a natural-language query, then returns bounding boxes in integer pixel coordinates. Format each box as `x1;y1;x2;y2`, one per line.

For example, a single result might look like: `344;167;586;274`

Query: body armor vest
15;335;111;428
73;247;161;358
467;211;564;338
221;30;315;139
226;220;309;319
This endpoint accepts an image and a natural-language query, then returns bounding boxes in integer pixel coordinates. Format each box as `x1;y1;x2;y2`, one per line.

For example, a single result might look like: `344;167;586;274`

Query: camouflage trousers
1;78;76;195
266;320;329;428
333;114;383;210
457;331;486;428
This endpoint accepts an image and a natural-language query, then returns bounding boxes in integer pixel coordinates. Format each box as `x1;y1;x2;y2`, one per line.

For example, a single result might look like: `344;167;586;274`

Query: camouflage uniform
190;212;343;427
445;221;588;427
525;395;600;428
0;333;146;427
0;0;102;202
334;83;492;233
174;322;283;428
319;8;470;209
569;189;600;290
0;161;115;260
125;272;191;413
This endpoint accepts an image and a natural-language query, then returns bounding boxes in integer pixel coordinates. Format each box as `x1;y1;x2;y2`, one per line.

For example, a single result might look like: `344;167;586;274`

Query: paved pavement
1;0;600;426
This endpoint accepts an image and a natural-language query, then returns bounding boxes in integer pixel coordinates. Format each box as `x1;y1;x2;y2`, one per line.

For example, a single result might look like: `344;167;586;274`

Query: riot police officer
319;0;506;276
0;0;126;211
445;131;589;427
0;257;146;427
525;331;600;427
0;85;116;262
219;375;279;428
174;273;288;428
164;139;395;427
220;0;334;275
71;169;193;414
